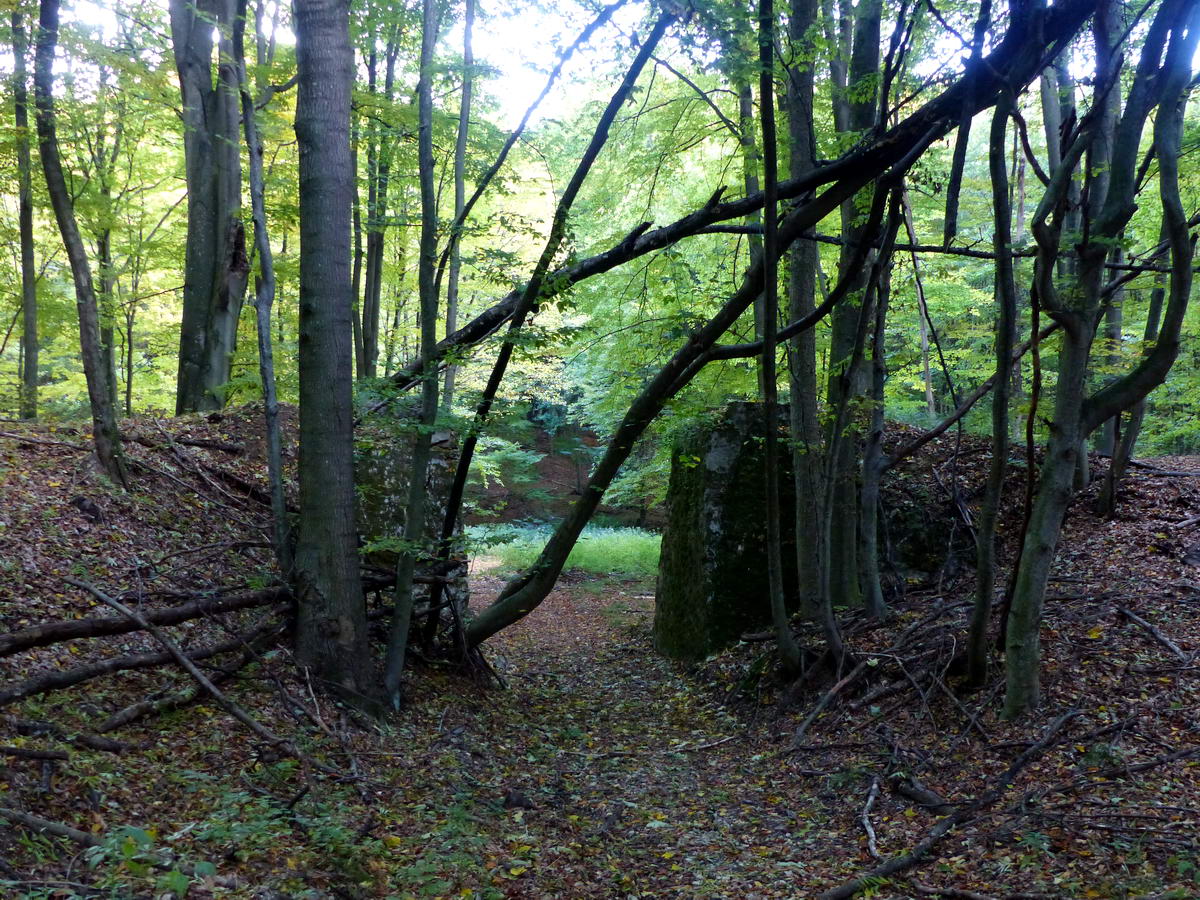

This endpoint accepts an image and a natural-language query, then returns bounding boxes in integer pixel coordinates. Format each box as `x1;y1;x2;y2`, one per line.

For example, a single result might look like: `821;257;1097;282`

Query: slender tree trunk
968;98;1017;688
362;40;399;380
171;0;250;413
1096;246;1125;456
824;0;882;612
352;124;366;379
786;0;825;622
941;1;991;246
1097;237;1167;516
859;259;891;619
384;0;441;705
292;0;373;702
441;0;474;413
33;0;128;487
237;0;291;574
12;12;37;421
758;0;803;674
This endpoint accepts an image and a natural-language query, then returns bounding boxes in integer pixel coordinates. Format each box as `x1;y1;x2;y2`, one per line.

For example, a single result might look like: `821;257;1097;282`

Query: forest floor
1;411;1200;898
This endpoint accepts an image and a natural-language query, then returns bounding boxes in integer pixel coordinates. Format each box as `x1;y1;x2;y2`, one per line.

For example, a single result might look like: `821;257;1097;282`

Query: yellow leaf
509;866;527;876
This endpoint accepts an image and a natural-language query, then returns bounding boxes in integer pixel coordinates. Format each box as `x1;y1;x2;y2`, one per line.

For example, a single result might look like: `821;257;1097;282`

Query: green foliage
470;523;660;577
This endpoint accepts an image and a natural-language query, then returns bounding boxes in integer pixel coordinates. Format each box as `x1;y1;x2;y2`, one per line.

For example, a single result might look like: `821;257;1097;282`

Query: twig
860;776;881;859
65;579;343;778
0;808;101;847
817;710;1079;900
0;431;88;450
1117;606;1190;663
0;746;69;761
789;661;869;749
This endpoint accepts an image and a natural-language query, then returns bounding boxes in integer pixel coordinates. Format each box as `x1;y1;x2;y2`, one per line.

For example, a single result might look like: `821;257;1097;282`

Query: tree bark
384;0;441;705
33;0;128;487
441;0;474;412
786;0;824;621
758;0;803;673
12;12;37;421
968;97;1017;688
292;0;374;702
237;0;291;574
171;0;250;413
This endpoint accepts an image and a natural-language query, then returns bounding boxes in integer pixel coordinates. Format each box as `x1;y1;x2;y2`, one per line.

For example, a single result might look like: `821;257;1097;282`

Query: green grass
469;523;661;578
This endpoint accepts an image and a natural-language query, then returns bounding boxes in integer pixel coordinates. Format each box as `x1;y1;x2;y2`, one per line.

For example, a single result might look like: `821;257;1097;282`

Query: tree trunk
292;0;373;702
786;0;824;621
1004;0;1199;718
968;98;1017;688
362;40;399;380
824;0;882;612
442;0;474;413
237;0;291;575
33;0;128;487
384;0;441;705
12;12;37;421
1096;255;1165;517
171;0;250;413
758;0;803;673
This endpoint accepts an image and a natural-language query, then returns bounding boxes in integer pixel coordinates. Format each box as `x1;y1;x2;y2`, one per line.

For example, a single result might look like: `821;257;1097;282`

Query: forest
2;0;1200;895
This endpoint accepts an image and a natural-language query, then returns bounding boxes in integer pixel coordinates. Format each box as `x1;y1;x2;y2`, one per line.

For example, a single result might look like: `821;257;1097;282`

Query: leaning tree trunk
33;0;128;487
12;12;37;421
170;0;250;414
293;0;374;702
236;0;291;574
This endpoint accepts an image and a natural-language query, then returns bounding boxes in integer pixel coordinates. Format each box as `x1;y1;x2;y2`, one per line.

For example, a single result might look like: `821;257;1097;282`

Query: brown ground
1;415;1199;898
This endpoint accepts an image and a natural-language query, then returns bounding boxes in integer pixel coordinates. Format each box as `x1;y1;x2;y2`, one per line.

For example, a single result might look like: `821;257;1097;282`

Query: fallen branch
0;807;101;847
0;585;290;658
8;719;129;753
68;580;343;778
790;661;870;749
0;746;69;761
1117;606;1190;663
817;710;1079;900
0;611;288;707
860;776;881;859
97;649;258;732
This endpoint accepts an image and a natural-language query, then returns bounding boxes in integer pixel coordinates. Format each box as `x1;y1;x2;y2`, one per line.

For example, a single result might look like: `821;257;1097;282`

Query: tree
12;9;37;421
33;0;128;486
292;0;373;701
1004;0;1200;717
170;0;250;413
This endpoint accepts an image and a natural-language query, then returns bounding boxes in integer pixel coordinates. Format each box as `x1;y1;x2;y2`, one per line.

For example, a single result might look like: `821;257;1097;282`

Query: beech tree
169;0;250;413
12;10;37;421
292;0;373;701
33;0;128;486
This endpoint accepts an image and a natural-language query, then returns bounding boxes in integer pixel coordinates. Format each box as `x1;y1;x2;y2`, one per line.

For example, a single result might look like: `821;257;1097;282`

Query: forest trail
455;570;829;899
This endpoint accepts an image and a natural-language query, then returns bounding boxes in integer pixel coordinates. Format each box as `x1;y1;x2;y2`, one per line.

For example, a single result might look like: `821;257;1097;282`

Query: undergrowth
468;523;660;577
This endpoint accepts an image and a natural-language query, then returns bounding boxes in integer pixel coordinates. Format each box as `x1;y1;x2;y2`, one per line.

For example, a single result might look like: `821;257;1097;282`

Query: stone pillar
653;402;798;660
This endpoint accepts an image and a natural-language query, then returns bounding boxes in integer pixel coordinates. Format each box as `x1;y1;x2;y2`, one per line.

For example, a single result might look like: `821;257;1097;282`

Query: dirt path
410;572;836;899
